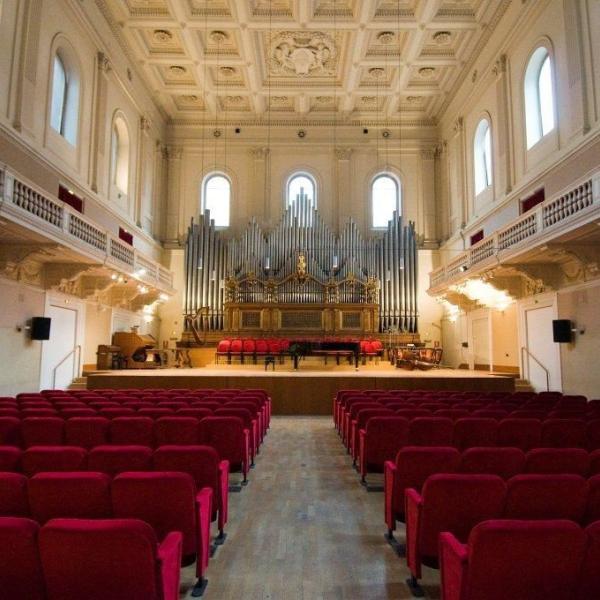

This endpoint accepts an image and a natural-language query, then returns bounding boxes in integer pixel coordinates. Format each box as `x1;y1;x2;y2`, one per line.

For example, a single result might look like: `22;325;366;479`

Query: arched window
110;116;130;195
372;174;400;228
202;173;231;228
474;118;493;195
49;50;79;146
287;173;316;208
524;47;556;149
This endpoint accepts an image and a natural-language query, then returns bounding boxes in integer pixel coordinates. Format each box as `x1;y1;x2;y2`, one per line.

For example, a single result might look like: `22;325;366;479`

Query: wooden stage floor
88;362;514;415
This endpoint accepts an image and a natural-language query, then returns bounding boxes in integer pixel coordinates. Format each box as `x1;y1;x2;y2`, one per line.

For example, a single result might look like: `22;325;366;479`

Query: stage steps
68;376;88;390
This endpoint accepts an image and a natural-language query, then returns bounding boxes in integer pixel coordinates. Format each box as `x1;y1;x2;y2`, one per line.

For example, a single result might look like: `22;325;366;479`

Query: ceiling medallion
269;31;337;77
219;66;236;77
377;31;396;45
369;67;385;79
271;96;288;105
418;67;436;80
225;96;244;105
153;29;173;44
169;65;187;77
210;31;229;44
433;31;453;46
180;95;199;104
315;96;332;104
406;95;423;105
361;96;377;105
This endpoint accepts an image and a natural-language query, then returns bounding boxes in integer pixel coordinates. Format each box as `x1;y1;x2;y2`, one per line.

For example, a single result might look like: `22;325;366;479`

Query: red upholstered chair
88;445;153;476
39;518;182;600
471;409;509;420
138;407;174;420
460;447;526;480
110;417;154;446
510;409;548;419
153;445;230;543
28;472;112;523
439;520;586;600
384;446;461;538
154;417;200;446
504;474;589;521
584;474;600;525
343;400;378;448
99;407;136;419
0;416;21;446
22;446;87;477
229;339;243;363
64;417;110;449
60;407;98;418
214;408;258;463
112;472;211;595
254;339;269;358
590;449;600;476
541;419;587;448
587;420;600;451
199;416;250;484
0;472;29;516
178;407;213;420
409;417;454;446
21;417;65;448
0;445;22;471
157;401;188;411
215;339;231;364
0;517;46;600
497;418;542;451
405;474;506;595
434;409;470;421
524;448;590;476
0;408;19;418
350;408;395;463
453;418;498;450
578;522;600;599
359;416;409;484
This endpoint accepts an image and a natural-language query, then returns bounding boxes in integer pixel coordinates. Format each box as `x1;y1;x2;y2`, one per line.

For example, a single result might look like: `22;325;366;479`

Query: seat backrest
255;340;269;353
355;408;395;430
21;417;65;448
541;419;587;448
88;445;153;476
98;407;136;419
453;418;498;450
409;417;454;446
419;474;506;558
0;472;29;517
0;446;22;471
579;521;600;599
242;339;255;352
214;408;254;429
22;446;87;476
463;519;586;600
154;417;199;446
64;417;110;449
434;409;470;421
112;472;197;558
497;418;542;451
0;417;21;446
177;407;213;420
39;518;163;600
230;339;243;352
138;407;174;419
524;448;590;476
110;417;154;446
504;474;589;521
28;472;112;523
216;340;231;352
584;474;600;526
472;409;509;420
0;517;45;600
460;447;526;480
198;416;246;466
586;420;600;451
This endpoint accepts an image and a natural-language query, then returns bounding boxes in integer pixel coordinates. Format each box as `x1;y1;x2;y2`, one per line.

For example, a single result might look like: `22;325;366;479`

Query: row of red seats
439;519;600;600
1;517;183;600
384;446;600;535
400;473;600;595
0;471;212;592
355;416;600;483
0;416;251;482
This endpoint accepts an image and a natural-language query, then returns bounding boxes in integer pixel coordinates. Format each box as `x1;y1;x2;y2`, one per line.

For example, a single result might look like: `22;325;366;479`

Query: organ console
183;190;418;340
112;330;161;369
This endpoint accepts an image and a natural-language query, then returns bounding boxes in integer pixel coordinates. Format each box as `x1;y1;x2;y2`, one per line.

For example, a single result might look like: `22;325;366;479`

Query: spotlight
363;128;369;134
235;127;241;134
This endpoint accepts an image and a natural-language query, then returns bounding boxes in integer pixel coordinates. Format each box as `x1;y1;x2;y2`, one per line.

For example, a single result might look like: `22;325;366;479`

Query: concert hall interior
1;0;600;598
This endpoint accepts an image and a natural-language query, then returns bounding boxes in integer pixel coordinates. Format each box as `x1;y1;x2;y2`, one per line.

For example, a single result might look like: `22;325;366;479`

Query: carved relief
269;31;337;77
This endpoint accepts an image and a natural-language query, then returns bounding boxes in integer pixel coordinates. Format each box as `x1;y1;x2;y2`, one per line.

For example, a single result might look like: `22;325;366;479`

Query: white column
494;54;514;195
334;147;353;232
89;52;111;193
165;146;183;245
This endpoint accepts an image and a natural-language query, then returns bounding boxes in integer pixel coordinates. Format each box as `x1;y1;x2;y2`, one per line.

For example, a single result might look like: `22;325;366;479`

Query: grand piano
288;339;361;370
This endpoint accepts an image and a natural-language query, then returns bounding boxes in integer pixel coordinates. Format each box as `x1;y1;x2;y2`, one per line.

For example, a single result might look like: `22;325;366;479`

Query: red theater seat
497;418;542;451
215;340;231;364
579;521;600;598
453;418;498;450
88;445;153;476
524;448;590;476
0;446;22;471
541;419;587;448
110;417;154;446
22;446;87;476
0;472;29;516
39;518;182;600
460;447;526;480
439;520;586;600
585;474;600;525
0;417;21;446
154;417;199;446
409;417;454;446
0;517;45;600
64;417;109;449
21;417;65;448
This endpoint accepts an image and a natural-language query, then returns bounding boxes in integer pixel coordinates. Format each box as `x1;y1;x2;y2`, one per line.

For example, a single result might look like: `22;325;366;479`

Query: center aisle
181;416;439;599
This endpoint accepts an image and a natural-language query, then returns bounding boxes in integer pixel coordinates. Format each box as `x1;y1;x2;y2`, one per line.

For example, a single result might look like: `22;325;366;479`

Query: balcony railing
0;164;174;291
429;170;600;290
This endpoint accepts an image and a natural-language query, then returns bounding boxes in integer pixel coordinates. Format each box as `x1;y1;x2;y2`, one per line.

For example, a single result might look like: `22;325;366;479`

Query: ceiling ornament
219;66;236;77
418;67;436;80
269;31;337;77
369;67;385;79
377;31;396;45
433;31;453;46
406;95;423;104
153;29;173;43
209;30;229;44
168;65;187;77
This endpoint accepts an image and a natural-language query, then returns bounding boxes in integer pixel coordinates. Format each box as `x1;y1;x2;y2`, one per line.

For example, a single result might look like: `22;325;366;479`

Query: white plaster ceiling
97;0;509;124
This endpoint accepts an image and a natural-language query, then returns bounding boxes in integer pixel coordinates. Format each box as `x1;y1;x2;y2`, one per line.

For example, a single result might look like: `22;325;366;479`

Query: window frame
110;115;131;198
201;172;232;229
48;46;80;147
473;117;493;196
286;172;317;209
370;172;401;230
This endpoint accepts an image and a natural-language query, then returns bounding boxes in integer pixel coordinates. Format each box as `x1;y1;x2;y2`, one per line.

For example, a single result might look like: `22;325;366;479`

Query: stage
87;362;515;415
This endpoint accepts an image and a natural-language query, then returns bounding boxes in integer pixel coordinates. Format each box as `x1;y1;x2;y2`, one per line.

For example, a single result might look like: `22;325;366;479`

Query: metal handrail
52;345;81;390
520;346;550;392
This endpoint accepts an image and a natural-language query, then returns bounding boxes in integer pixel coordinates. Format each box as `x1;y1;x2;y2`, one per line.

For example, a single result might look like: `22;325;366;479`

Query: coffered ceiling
97;0;509;125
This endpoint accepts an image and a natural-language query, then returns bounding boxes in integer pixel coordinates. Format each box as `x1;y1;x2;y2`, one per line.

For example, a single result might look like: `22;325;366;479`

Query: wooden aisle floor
180;416;440;600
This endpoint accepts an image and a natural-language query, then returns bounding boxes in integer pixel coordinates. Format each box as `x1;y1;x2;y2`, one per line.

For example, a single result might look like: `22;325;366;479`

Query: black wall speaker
552;319;572;343
30;317;51;341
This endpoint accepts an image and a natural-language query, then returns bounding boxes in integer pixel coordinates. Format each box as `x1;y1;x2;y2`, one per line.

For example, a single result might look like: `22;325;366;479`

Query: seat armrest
359;429;367;478
405;488;424;579
243;429;250;476
218;459;230;530
439;532;469;600
158;531;183;600
194;487;214;578
384;461;398;532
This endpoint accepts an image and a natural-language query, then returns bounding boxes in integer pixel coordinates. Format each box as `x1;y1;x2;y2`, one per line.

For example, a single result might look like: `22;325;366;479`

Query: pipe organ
184;192;418;335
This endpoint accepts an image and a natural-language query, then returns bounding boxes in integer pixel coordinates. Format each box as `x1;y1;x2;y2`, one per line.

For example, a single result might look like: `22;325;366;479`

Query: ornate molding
97;51;111;74
249;147;270;159
334;146;353;160
492;54;508;77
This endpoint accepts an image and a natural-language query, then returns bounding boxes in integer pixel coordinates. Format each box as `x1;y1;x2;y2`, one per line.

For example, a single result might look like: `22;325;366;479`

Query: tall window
287;173;316;208
372;174;400;228
474;118;493;195
202;174;231;228
110;116;130;195
49;51;79;146
525;47;556;149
